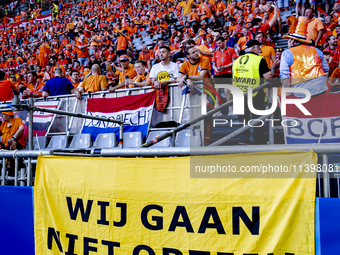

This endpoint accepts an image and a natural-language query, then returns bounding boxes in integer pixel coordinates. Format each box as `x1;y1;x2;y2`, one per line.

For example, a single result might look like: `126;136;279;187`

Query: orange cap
119;55;130;61
198;30;206;36
2;111;14;116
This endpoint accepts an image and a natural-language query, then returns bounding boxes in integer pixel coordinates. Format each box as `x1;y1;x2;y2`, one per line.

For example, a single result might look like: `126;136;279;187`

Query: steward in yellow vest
232;39;278;144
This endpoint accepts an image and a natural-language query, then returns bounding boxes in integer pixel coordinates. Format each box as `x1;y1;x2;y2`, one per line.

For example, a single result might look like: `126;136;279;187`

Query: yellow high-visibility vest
53;4;59;13
232;53;263;97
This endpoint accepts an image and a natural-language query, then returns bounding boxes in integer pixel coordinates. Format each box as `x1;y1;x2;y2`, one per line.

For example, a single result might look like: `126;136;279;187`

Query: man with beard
321;15;337;45
255;32;276;68
149;46;179;89
68;70;81;89
305;7;324;47
22;71;45;98
330;3;340;23
177;45;214;145
108;55;137;91
324;35;339;75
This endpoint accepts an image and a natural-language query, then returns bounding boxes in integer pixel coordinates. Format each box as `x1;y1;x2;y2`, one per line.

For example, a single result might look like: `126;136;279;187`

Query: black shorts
116;50;127;56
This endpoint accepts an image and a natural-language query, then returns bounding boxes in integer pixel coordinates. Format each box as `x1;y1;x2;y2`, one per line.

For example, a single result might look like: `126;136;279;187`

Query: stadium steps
273;10;293;50
209;115;255;145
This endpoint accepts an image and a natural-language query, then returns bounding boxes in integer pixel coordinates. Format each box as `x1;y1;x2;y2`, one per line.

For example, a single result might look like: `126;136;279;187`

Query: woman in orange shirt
105;46;116;61
148;20;158;35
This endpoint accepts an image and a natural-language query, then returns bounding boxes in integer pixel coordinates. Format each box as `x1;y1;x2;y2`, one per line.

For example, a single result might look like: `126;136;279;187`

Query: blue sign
315;197;340;255
0;186;34;255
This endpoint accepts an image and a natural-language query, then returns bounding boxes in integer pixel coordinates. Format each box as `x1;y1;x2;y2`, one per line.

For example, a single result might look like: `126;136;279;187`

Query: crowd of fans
0;0;339;101
0;0;339;148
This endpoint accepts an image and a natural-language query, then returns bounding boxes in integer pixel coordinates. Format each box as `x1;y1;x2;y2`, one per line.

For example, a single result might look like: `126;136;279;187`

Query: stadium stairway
272;8;295;50
210;114;248;145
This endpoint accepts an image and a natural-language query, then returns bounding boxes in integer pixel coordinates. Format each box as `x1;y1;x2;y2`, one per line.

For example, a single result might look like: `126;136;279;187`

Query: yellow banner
35;151;317;255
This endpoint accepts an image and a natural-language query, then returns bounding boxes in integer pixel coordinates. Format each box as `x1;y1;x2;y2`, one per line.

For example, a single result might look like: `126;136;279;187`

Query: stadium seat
92;133;116;149
133;38;141;44
153;34;162;40
68;134;92;150
144;35;152;41
144;40;154;46
146;130;173;148
140;31;147;37
175;129;202;147
123;132;143;148
45;135;68;150
34;136;47;150
135;44;142;51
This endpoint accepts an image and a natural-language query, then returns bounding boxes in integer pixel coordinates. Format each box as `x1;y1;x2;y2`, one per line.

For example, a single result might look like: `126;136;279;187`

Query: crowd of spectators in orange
0;0;339;102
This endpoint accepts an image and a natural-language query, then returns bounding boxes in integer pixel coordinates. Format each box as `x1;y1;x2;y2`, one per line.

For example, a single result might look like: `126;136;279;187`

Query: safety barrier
0;83;204;186
0;83;339;199
0;84;203;137
0;144;340;199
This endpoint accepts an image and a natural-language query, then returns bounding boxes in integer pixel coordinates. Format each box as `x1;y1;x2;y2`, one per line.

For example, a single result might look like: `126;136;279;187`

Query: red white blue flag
24;101;60;137
82;91;156;141
283;93;340;144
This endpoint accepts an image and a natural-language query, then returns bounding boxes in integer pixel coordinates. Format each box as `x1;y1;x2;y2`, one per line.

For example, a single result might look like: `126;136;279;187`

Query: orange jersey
76;41;89;58
80;75;108;92
26;80;45;97
0;117;25;148
179;56;213;91
139;50;155;61
118;66;137;85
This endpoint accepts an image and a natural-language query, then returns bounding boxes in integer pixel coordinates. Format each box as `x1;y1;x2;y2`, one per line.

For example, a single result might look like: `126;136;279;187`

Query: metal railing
0;83;339;199
0;144;339;198
0;83;203;186
0;84;203;137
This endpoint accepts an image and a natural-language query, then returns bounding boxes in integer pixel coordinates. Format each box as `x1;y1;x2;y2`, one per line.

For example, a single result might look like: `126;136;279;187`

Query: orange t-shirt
199;3;213;20
0;80;15;101
229;24;237;33
76;41;89;59
80;75;108;92
139;50;155;61
179;56;213;91
238;36;249;50
69;79;81;89
116;35;128;51
259;45;275;68
118;66;137;85
26;80;45;97
215;2;226;16
0;117;25;148
330;67;340;83
189;12;199;21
